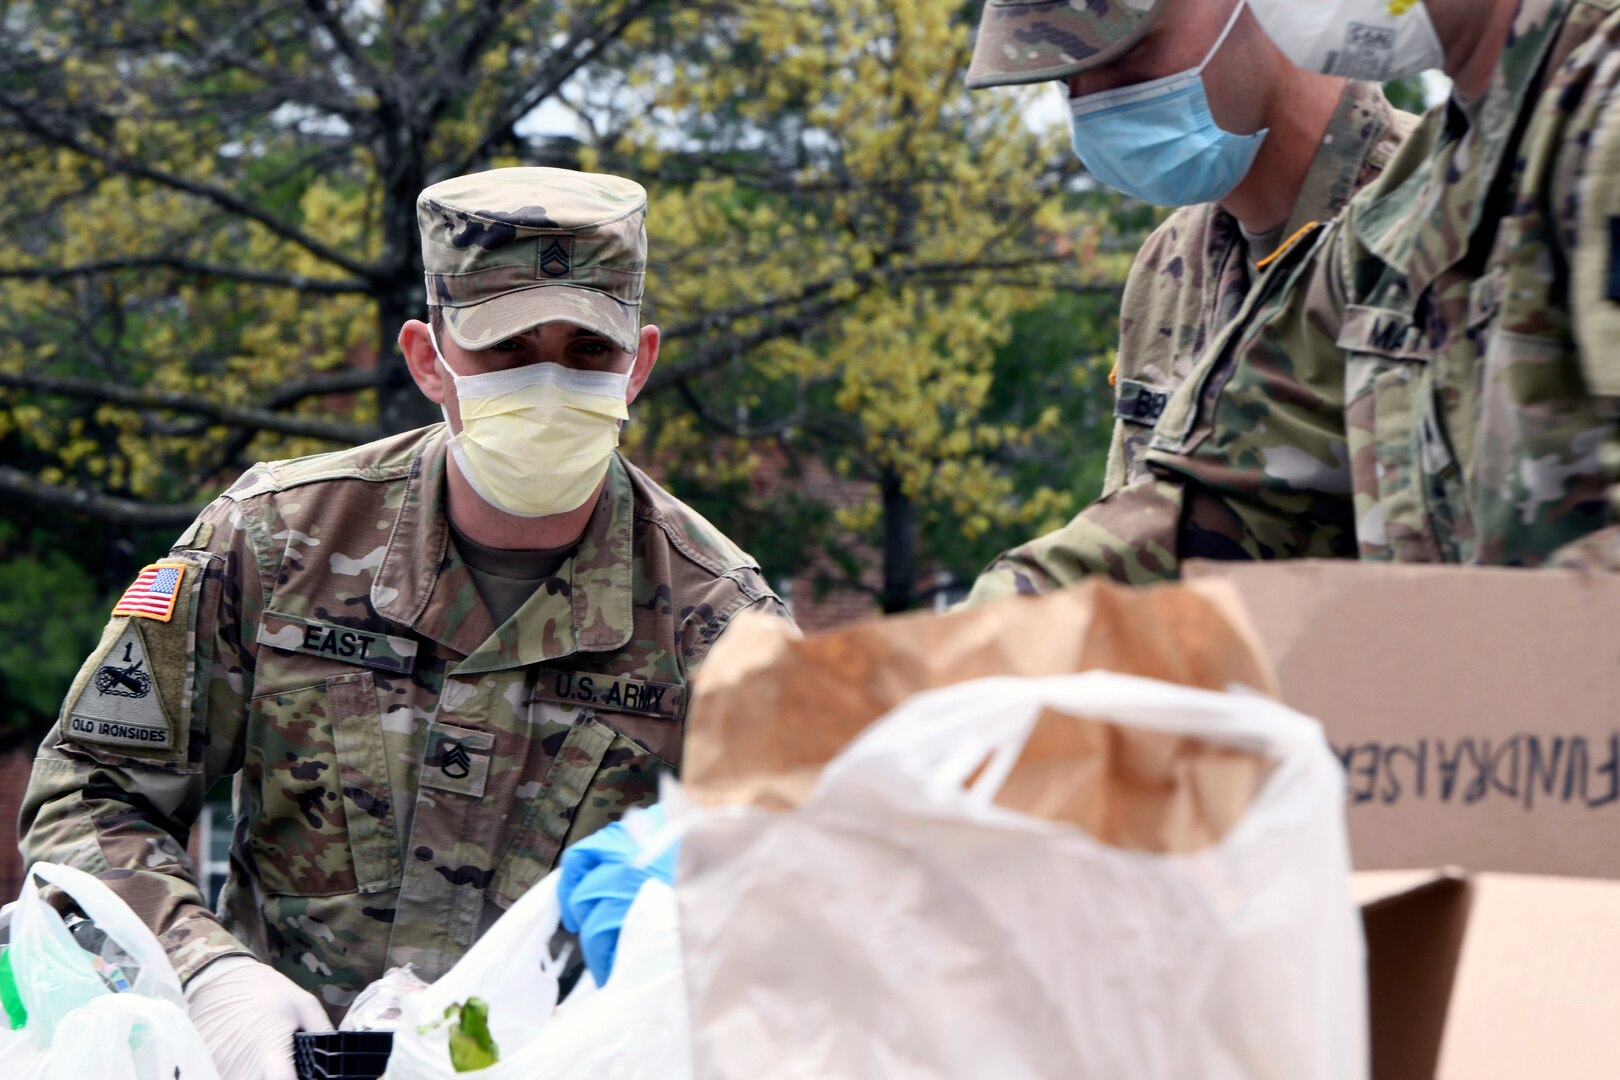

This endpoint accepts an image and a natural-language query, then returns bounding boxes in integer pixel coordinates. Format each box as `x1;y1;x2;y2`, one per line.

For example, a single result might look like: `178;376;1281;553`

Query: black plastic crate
293;1030;394;1080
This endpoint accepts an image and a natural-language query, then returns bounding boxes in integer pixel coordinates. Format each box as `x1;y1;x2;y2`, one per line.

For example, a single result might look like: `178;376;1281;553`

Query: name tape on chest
1608;217;1620;303
1114;380;1170;426
1338;305;1428;360
530;667;686;720
256;611;418;674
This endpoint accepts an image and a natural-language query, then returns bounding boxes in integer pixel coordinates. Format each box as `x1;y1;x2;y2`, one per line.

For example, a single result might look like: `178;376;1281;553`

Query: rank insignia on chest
111;562;187;622
421;723;495;797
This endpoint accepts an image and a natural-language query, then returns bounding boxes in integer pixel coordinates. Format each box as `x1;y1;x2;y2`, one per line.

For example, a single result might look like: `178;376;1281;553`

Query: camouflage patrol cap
967;0;1172;89
418;167;647;354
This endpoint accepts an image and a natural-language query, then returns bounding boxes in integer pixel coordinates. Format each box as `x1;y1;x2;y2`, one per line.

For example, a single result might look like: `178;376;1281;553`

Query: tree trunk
880;471;915;614
375;272;435;434
375;136;437;435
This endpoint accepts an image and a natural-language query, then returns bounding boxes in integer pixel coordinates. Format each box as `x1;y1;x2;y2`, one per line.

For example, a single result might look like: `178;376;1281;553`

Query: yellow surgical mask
433;328;630;518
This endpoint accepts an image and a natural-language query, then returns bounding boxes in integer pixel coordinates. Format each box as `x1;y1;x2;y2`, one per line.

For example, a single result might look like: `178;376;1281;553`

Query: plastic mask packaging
1247;0;1445;80
433;329;630;518
1068;0;1269;208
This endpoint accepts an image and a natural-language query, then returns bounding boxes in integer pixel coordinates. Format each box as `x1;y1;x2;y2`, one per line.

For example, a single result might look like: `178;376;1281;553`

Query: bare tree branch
648;293;853;393
448;0;667;176
0;467;205;527
671;375;801;439
648;252;1082;391
0;257;372;295
0;96;379;280
259;367;386;408
917;276;1126;297
0;371;376;443
301;0;391;102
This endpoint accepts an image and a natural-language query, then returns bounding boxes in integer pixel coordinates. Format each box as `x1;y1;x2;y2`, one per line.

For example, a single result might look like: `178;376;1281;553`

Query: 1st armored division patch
64;621;174;751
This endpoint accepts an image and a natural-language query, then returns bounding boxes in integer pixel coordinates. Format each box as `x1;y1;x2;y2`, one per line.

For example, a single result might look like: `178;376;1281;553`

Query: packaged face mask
1247;0;1445;81
433;328;630;518
1068;1;1269;208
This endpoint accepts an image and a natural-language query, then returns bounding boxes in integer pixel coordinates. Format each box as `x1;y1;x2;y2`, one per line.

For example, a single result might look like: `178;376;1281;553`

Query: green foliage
0;0;1126;636
923;288;1121;577
0;527;116;748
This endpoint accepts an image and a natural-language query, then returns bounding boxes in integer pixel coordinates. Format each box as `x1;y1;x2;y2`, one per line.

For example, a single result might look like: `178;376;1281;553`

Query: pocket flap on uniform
1338;305;1429;361
257;610;417;674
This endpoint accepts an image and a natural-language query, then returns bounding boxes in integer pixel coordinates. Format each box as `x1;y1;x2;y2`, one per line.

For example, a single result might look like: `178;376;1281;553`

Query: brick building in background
735;443;881;633
1;747;27;905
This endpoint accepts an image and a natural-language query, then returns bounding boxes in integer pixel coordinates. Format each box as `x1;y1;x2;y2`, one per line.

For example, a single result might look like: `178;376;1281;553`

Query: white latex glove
185;955;329;1080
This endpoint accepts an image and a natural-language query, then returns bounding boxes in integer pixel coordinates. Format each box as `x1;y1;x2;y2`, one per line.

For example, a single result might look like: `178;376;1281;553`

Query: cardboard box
1356;870;1620;1080
1182;561;1620;1079
1185;561;1620;879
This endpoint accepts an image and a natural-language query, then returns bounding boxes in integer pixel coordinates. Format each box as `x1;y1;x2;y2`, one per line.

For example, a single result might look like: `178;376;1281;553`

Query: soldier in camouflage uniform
1104;80;1414;494
965;1;1412;572
19;168;788;1066
968;0;1620;600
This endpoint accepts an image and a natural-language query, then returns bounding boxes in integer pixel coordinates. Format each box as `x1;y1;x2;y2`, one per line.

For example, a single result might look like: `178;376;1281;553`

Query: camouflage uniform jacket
1326;0;1620;567
968;0;1620;601
20;426;786;1018
1106;81;1414;494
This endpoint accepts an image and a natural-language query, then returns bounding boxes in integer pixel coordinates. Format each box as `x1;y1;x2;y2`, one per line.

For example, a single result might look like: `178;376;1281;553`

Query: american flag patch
111;562;187;622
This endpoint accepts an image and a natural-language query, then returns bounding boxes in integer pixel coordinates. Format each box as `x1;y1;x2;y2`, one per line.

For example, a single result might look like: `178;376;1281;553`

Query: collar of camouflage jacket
1347;0;1572;297
371;427;636;670
1271;81;1406;265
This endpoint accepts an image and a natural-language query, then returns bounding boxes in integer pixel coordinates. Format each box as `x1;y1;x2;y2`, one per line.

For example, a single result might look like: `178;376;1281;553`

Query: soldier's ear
627;324;659;406
401;319;450;404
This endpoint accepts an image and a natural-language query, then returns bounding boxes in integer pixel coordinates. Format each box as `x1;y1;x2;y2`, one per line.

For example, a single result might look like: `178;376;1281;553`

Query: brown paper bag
682;577;1277;816
675;646;1363;1080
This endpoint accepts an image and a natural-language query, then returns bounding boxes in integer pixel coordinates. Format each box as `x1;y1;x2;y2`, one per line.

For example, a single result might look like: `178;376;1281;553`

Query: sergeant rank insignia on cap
111;562;188;622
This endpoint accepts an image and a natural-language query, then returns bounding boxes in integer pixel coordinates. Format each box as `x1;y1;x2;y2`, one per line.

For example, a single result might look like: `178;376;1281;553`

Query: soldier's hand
185;955;328;1080
558;803;678;985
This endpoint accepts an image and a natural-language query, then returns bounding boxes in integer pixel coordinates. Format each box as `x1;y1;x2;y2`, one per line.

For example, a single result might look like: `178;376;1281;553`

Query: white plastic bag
385;868;690;1079
341;963;430;1031
677;671;1367;1080
385;873;568;1079
3;862;217;1079
38;992;218;1080
521;880;689;1080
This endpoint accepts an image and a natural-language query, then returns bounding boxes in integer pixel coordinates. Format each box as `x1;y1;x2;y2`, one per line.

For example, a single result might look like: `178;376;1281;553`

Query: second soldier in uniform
963;0;1413;600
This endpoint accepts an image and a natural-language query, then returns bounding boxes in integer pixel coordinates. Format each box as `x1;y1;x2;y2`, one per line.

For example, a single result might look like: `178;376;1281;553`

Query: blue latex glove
557;804;678;985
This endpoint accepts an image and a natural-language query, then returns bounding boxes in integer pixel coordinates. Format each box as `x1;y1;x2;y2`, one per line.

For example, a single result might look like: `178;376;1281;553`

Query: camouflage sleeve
19;493;263;983
1551;36;1620;570
967;224;1358;605
965;479;1185;602
1104;213;1202;496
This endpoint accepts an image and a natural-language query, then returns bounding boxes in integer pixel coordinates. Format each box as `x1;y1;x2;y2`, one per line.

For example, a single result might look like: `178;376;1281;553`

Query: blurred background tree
0;0;1134;745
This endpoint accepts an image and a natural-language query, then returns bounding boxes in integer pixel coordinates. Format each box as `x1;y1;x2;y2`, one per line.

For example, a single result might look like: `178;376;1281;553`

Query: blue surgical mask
1068;1;1268;208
